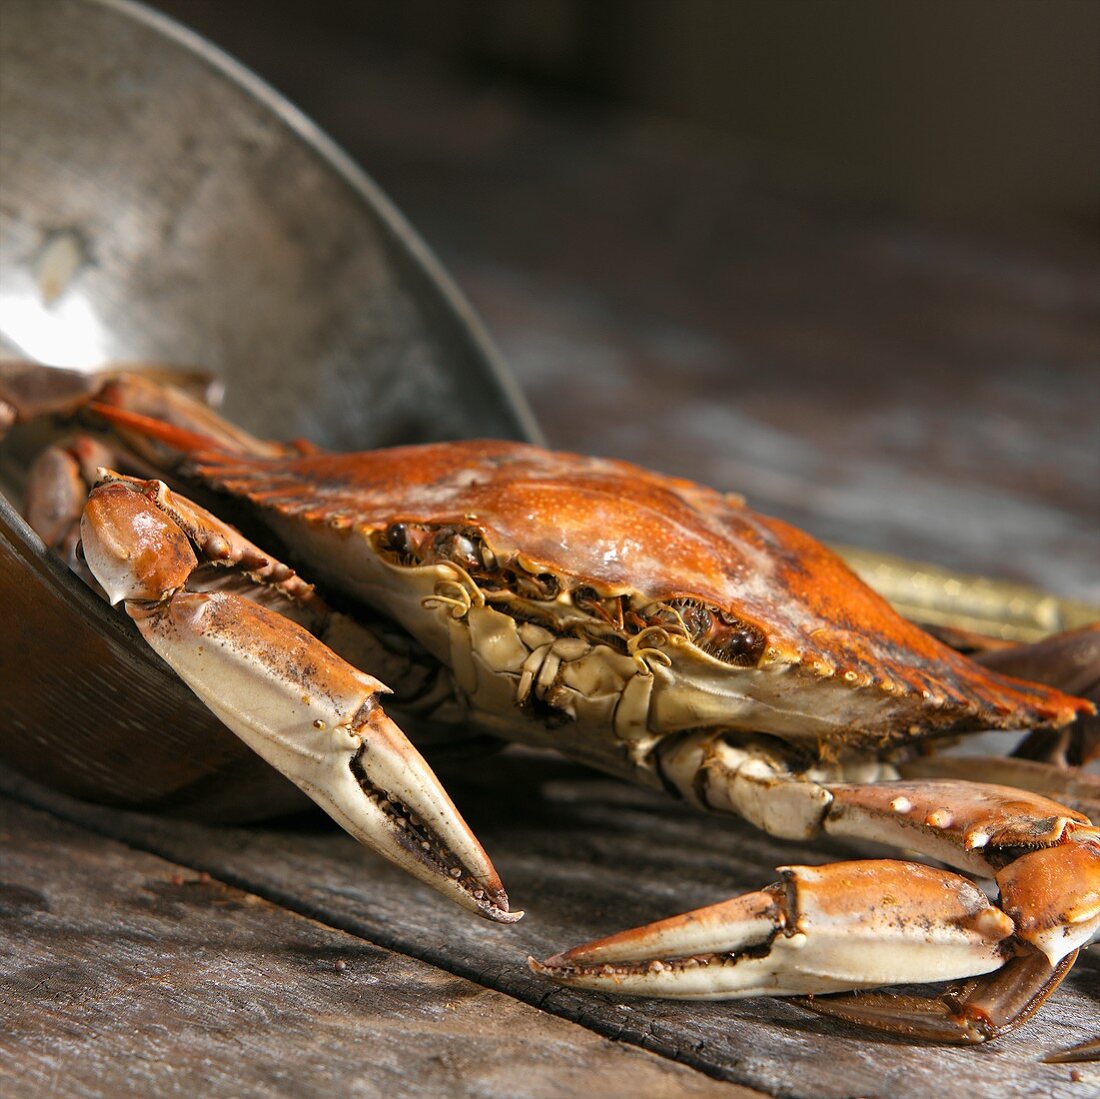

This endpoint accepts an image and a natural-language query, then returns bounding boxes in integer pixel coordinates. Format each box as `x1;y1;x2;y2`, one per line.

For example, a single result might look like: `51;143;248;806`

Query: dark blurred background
153;0;1100;238
147;1;1100;599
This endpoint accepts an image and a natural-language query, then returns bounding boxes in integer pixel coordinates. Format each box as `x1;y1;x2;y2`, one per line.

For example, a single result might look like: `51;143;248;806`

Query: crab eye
382;522;411;554
666;599;765;666
508;569;560;600
574;585;624;624
713;625;766;666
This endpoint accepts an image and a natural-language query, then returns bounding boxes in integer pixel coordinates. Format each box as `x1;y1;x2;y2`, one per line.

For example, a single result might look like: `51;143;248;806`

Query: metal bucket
0;0;539;819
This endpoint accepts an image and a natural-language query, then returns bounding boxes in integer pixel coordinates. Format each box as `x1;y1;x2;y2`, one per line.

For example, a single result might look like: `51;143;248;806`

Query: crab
2;362;1098;1047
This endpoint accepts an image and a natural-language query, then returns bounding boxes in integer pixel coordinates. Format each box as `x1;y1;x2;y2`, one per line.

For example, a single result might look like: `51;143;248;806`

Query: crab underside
3;362;1099;1048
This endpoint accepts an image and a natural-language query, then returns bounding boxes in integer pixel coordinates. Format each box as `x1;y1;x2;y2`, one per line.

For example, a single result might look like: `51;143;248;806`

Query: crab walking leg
665;735;1100;963
797;948;1079;1044
537;735;1100;1036
80;477;518;923
22;436;120;575
897;754;1100;822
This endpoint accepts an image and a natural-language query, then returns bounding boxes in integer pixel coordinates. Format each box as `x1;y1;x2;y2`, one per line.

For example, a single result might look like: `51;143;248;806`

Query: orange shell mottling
188;439;1091;741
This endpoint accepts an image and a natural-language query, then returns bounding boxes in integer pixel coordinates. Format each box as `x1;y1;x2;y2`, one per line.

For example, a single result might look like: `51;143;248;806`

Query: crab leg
4;361;281;573
797;948;1079;1043
536;848;1096;1040
537;736;1099;1038
897;754;1100;832
978;624;1100;768
80;474;518;923
0;361;283;457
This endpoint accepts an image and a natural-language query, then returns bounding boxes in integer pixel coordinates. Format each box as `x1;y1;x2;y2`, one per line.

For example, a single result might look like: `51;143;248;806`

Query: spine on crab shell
964;651;1096;729
922;659;1097;743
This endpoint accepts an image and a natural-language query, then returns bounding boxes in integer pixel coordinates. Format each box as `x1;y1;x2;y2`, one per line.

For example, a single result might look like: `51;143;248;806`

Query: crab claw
532;860;1013;998
81;478;518;923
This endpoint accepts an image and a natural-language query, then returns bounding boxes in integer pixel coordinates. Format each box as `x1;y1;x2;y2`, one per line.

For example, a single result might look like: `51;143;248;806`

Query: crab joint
81;480;198;603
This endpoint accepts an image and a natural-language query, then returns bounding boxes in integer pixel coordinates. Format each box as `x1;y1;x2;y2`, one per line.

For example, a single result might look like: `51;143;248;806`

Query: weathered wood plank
3;762;1095;1099
0;794;755;1099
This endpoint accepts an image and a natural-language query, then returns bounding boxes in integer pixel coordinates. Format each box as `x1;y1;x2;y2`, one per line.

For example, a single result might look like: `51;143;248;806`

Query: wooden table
5;9;1099;1097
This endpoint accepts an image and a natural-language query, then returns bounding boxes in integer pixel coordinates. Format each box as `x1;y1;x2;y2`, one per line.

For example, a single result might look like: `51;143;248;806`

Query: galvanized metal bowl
0;0;538;819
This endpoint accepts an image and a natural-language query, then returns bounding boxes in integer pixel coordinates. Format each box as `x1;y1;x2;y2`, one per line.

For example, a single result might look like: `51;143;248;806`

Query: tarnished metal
0;0;538;816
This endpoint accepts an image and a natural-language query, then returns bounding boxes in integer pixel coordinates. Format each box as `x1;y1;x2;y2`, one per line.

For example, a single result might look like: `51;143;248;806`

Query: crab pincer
532;860;1018;996
80;473;519;923
535;780;1100;1042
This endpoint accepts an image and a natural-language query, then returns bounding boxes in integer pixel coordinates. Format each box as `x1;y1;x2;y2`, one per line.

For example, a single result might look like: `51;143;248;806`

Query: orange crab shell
163;438;1091;748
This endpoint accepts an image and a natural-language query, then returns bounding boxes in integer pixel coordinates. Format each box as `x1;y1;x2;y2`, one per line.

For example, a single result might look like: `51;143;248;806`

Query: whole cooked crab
3;363;1098;1047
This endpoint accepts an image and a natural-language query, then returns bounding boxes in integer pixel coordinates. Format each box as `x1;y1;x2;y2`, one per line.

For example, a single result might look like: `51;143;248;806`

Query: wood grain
0;794;754;1099
3;761;1096;1099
